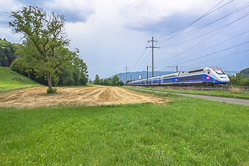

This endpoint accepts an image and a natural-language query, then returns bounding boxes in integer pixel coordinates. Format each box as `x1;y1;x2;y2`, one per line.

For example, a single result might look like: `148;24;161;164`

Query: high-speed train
128;67;230;86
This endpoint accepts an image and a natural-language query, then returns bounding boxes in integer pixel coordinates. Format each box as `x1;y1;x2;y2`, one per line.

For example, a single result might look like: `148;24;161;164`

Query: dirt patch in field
0;86;168;108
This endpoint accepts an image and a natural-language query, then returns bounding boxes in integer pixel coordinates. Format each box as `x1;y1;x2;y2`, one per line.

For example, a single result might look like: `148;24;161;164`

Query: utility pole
176;66;178;72
130;75;132;81
147;66;148;85
146;36;159;77
124;66;128;82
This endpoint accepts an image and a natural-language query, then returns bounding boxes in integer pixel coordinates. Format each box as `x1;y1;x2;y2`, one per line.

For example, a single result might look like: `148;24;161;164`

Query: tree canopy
0;39;17;67
9;6;79;90
94;74;124;86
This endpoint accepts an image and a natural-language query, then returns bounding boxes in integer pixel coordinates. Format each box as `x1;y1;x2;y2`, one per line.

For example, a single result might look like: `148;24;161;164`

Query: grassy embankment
1;92;249;165
127;86;249;99
0;66;42;93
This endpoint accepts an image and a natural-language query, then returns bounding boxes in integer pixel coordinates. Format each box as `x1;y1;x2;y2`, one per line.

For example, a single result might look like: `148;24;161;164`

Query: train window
214;69;225;75
179;75;202;81
189;69;204;73
163;75;176;79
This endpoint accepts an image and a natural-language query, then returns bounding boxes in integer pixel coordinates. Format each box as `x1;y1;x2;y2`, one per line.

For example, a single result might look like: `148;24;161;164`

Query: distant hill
224;71;239;77
110;70;239;82
240;67;249;79
0;66;42;91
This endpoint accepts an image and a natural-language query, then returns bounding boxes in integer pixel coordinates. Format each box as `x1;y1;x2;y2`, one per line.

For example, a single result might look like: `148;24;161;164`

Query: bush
47;88;57;94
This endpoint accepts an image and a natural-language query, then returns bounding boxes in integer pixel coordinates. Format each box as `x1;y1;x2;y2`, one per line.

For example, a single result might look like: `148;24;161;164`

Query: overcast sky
1;0;249;80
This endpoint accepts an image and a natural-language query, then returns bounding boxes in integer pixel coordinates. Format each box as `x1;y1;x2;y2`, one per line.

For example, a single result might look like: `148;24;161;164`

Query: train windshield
214;69;225;75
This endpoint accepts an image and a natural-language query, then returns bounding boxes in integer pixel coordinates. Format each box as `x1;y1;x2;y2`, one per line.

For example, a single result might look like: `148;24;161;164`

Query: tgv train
128;67;230;86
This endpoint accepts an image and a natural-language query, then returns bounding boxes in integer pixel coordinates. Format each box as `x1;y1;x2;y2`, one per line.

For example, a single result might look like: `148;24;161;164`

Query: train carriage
152;76;160;85
161;73;178;85
128;67;230;86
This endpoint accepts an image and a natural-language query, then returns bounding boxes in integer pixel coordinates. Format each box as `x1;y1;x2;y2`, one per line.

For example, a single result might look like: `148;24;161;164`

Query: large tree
9;6;77;89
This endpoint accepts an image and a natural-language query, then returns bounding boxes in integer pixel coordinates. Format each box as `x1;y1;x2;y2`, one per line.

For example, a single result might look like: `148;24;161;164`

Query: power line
156;0;233;42
132;50;152;71
171;41;249;66
131;0;248;76
156;11;249;68
182;49;249;68
130;42;149;71
158;2;249;47
159;29;249;67
141;49;160;71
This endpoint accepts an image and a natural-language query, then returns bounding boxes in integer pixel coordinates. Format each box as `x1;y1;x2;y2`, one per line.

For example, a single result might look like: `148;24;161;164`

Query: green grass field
128;86;249;99
1;92;249;165
0;67;42;93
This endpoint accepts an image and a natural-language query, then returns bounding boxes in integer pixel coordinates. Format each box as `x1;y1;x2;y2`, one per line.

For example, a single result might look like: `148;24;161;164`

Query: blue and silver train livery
128;67;230;86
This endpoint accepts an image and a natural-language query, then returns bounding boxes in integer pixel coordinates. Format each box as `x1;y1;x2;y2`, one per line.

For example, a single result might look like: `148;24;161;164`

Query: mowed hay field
1;86;249;165
0;86;167;108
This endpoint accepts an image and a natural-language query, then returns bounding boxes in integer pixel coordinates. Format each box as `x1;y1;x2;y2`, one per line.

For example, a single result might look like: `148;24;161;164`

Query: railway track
138;85;249;91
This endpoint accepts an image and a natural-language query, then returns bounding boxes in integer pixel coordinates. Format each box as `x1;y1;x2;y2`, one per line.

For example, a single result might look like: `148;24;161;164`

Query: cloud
0;0;23;12
112;0;218;31
0;26;23;42
0;0;23;23
1;0;249;79
10;0;44;6
44;0;95;23
0;0;24;42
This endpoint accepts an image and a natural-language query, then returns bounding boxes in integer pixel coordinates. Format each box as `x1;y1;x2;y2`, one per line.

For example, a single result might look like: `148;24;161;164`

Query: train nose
220;76;230;83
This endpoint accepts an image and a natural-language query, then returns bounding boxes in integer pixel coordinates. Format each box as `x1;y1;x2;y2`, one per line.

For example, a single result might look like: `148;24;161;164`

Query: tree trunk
47;74;53;89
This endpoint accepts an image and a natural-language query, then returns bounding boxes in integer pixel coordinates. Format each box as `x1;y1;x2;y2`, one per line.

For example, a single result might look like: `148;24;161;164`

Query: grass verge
126;86;249;99
1;96;249;165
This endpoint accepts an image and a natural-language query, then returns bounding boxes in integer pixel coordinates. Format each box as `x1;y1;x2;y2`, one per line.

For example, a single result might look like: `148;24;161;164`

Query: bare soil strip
0;86;168;108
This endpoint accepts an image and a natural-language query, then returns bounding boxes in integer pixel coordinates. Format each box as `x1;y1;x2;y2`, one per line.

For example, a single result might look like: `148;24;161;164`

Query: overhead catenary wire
158;2;249;48
181;49;249;69
157;0;247;45
169;41;249;67
140;49;160;71
156;0;233;42
156;11;249;68
130;42;149;71
131;0;248;76
161;2;249;47
132;50;152;71
159;29;249;67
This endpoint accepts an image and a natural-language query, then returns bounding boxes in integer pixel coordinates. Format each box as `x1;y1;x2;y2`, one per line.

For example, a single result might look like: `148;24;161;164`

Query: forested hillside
0;38;88;87
240;67;249;78
0;38;17;67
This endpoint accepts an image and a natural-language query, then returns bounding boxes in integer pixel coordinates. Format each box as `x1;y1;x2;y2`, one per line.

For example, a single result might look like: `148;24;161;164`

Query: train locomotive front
203;67;230;86
177;67;230;86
